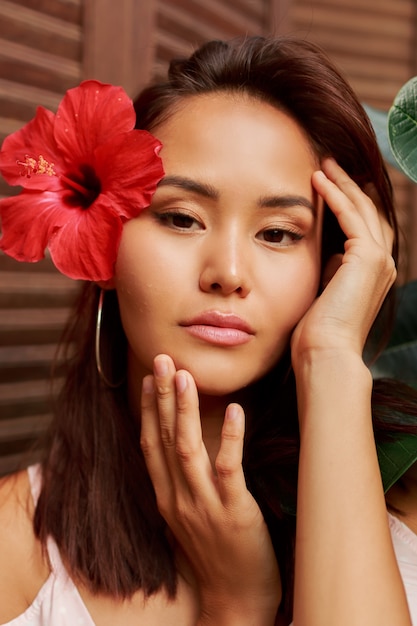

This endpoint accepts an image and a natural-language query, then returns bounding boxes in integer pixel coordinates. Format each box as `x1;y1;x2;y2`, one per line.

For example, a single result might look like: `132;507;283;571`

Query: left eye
258;228;302;244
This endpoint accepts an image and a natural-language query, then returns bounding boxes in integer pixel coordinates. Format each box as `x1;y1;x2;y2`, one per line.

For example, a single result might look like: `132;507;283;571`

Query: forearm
293;350;411;626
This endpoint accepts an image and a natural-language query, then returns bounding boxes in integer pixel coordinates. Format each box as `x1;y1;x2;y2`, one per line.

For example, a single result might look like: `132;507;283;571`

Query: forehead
154;91;317;160
152;93;319;197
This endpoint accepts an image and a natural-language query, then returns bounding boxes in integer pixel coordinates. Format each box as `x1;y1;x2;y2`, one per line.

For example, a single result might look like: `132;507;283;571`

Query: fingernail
226;403;240;421
176;371;187;394
315;170;327;181
154;355;168;377
142;376;155;394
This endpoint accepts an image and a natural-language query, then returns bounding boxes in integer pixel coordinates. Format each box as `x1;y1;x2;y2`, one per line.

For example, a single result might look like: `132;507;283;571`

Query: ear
321;253;343;290
96;278;116;290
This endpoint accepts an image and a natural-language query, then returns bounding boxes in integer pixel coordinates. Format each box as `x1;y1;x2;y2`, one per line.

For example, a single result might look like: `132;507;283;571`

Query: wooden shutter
153;0;272;80
287;0;417;280
0;0;83;475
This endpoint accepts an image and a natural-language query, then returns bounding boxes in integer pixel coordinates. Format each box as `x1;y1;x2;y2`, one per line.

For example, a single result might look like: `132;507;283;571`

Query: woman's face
114;93;324;395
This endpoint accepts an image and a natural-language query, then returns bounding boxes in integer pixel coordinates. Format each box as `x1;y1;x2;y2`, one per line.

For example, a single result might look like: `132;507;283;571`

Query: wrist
293;350;374;434
198;591;279;626
292;348;371;385
198;606;277;626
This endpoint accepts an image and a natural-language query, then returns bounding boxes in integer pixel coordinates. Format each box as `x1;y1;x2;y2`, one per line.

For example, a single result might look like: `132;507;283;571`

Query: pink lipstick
180;311;255;346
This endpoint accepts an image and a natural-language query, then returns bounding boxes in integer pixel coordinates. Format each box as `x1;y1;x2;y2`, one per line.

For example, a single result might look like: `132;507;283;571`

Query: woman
0;35;416;625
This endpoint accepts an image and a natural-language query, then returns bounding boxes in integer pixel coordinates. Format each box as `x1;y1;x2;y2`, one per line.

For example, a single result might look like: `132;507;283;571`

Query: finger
363;182;395;252
318;159;386;247
173;369;214;494
153;354;200;498
215;403;248;508
140;374;173;505
153;354;178;452
314;165;396;291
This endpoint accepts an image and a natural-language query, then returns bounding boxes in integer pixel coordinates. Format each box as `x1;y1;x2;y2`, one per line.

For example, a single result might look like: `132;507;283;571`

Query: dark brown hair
34;36;417;623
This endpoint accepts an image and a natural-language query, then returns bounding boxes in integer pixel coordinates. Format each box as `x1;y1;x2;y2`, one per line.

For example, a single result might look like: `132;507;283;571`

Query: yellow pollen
17;154;56;177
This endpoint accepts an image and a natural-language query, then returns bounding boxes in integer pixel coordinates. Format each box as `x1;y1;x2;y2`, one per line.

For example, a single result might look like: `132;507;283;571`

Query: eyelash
154;209;305;245
258;227;303;245
154;210;202;231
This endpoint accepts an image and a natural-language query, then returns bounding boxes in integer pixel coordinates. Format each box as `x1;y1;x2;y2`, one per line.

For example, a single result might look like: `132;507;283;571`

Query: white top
4;464;94;626
388;512;417;623
4;466;417;625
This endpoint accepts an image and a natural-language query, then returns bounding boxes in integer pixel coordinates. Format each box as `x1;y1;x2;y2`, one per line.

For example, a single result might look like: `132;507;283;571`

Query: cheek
267;251;322;333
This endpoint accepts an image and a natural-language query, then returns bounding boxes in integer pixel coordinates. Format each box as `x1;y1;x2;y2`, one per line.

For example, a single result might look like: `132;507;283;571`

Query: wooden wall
0;0;416;474
0;0;84;474
285;0;417;281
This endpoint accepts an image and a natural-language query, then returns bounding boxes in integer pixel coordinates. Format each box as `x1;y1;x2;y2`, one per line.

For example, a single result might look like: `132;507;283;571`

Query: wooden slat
158;0;263;42
0;344;65;383
0;378;61;418
0;308;72;345
0;270;80;308
292;3;415;38
0;0;81;60
308;0;414;18
11;0;82;24
0;414;51;442
0;38;81;92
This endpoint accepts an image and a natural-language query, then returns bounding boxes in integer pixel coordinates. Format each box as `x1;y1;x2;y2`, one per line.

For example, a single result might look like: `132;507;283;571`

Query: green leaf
377;433;417;492
371;280;417;389
388;76;417;183
363;105;399;170
371;280;417;491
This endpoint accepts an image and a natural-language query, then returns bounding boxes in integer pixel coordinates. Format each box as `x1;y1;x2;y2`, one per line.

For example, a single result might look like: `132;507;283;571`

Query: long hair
34;36;417;623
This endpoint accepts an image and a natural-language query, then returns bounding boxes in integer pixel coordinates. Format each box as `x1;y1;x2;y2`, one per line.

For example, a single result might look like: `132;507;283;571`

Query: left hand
291;158;397;366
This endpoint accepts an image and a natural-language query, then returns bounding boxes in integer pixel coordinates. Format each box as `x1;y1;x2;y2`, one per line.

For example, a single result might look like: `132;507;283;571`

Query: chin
191;369;264;398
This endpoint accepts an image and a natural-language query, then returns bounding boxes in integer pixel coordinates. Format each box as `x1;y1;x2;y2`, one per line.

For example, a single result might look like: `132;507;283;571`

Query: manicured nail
154;355;169;377
176;371;187;394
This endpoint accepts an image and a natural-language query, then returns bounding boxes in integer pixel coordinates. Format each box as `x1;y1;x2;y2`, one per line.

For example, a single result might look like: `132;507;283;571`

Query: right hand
140;354;281;625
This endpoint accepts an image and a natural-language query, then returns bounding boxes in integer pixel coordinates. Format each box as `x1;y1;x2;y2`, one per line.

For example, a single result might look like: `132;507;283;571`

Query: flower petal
0;190;67;261
0;80;163;281
54;80;136;163
94;130;164;219
0;107;62;191
48;196;123;281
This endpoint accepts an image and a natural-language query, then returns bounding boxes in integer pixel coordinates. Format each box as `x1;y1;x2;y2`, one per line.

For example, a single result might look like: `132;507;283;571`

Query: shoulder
0;468;32;537
0;468;50;623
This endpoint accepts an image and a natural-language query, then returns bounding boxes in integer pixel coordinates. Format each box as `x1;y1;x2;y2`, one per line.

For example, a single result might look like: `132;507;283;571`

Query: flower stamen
60;174;92;198
17;154;56;177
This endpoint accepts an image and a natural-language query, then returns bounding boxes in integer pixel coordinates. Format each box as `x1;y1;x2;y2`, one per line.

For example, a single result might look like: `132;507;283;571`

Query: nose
199;230;252;297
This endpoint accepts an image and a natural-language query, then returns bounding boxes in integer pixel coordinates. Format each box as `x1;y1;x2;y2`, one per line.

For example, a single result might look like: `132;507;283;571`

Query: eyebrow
258;194;316;214
157;176;219;200
158;175;315;214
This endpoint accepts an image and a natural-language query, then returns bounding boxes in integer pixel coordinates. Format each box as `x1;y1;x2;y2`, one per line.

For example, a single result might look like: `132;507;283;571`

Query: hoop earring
95;289;125;388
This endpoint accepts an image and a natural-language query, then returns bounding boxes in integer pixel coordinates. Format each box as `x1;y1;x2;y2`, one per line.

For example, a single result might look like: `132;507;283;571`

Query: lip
180;311;255;346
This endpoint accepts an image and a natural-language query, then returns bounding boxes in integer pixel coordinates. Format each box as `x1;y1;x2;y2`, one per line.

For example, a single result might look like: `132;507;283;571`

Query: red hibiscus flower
0;80;164;281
